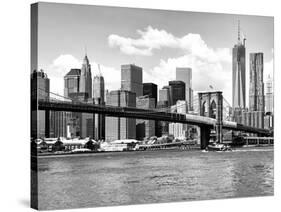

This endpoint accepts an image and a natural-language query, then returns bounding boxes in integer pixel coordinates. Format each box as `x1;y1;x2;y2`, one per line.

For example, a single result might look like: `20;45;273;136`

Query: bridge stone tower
198;91;223;149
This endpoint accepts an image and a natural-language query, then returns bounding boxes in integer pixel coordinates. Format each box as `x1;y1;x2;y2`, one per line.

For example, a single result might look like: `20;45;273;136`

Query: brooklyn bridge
32;89;272;149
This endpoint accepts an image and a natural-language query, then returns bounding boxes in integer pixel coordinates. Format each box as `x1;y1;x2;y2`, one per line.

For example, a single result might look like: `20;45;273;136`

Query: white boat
207;142;228;151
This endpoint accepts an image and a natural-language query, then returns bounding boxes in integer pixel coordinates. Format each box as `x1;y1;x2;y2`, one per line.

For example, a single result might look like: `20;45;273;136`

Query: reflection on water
37;147;274;210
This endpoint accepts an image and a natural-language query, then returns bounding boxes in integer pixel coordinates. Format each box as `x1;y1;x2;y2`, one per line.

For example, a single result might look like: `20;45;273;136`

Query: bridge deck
34;99;271;135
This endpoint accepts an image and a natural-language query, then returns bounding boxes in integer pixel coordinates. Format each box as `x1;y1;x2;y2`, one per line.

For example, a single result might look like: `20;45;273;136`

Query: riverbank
34;144;273;158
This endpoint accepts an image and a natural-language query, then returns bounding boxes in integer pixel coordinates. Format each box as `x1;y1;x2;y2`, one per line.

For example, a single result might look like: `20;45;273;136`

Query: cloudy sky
36;2;274;106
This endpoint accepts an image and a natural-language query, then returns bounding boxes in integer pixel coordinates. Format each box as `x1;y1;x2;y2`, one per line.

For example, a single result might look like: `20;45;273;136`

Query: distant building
143;83;158;104
79;55;92;98
121;64;143;97
68;92;94;138
64;69;80;97
176;67;193;110
232;21;246;109
159;86;172;106
169;80;185;105
156;101;169;136
93;74;105;140
168;100;190;139
105;90;136;141
64;54;93;138
31;69;50;138
264;114;274;130
265;75;273;114
136;95;156;140
249;53;265;112
49;111;67;138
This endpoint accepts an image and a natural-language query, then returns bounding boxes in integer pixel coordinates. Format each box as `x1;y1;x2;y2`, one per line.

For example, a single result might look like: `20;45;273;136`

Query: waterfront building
168;80;185;106
176;67;193;110
136;95;156;140
121;64;143;97
249;53;265;112
143;83;158;104
105;90;136;141
265;75;273;114
93;73;105;140
232;21;246;109
31;69;50;138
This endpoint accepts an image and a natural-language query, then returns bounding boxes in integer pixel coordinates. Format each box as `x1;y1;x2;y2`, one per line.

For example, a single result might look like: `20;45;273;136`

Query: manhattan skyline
35;2;274;106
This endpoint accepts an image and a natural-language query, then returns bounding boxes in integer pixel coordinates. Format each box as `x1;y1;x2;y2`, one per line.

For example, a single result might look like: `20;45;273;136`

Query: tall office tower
68;92;94;138
121;64;143;97
31;69;50;138
169;80;186;106
93;72;105;140
64;55;94;138
64;69;81;97
49;111;67;138
79;54;92;98
105;90;136;141
136;95;156;140
265;75;273;114
232;21;246;109
143;83;158;104
168;100;189;139
159;86;172;106
176;67;193;110
249;53;265;112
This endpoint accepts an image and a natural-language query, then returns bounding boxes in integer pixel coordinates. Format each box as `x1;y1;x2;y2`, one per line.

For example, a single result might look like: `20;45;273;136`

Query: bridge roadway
36;99;270;136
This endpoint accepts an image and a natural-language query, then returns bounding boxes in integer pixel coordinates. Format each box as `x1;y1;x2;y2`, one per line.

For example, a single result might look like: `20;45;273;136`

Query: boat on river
207;142;231;151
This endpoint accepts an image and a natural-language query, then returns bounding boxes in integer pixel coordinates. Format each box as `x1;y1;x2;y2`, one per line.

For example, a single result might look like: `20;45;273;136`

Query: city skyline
35;2;274;106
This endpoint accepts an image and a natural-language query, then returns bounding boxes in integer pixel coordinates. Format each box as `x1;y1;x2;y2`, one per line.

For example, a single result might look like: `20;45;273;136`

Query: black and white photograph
30;2;274;210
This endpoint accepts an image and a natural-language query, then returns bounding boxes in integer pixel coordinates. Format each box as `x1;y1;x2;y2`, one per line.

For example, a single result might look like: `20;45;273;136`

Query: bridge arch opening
210;100;217;119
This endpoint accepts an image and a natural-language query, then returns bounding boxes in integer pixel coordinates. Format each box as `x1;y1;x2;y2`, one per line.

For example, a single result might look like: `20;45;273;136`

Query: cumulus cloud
108;26;231;64
108;26;233;103
45;54;121;96
144;54;232;104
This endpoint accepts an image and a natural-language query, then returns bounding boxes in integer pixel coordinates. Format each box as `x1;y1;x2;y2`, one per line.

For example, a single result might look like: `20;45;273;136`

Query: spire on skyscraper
238;20;241;42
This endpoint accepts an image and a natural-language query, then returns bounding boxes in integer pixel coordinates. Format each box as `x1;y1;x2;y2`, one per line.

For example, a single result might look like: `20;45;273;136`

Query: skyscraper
159;86;172;106
232;21;246;109
31;69;50;138
143;83;158;104
121;64;143;97
265;75;273;114
64;69;80;97
168;100;189;139
79;55;92;98
168;80;186;106
93;72;105;140
64;55;94;138
249;53;265;112
136;95;156;140
105;90;136;141
176;67;193;110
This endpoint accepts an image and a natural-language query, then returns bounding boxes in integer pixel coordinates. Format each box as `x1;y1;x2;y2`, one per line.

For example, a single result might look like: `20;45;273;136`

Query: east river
36;147;274;210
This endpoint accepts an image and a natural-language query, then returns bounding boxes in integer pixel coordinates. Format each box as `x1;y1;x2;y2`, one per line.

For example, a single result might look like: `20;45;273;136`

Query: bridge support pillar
200;126;211;149
45;109;50;138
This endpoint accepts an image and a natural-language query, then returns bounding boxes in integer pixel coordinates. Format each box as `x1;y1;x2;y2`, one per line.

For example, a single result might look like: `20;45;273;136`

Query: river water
36;147;274;210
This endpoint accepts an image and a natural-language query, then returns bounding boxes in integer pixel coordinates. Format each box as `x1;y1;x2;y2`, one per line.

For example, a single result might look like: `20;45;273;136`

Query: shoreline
34;145;274;158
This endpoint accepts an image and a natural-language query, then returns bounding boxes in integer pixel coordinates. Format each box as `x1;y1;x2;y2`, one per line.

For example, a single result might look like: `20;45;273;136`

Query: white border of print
0;0;279;212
